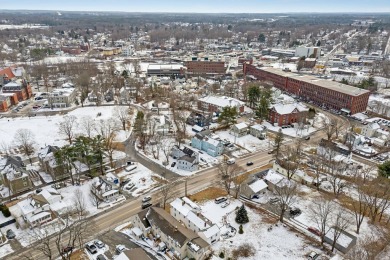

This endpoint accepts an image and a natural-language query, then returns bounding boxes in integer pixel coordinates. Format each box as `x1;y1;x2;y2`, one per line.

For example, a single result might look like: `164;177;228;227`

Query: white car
221;201;230;208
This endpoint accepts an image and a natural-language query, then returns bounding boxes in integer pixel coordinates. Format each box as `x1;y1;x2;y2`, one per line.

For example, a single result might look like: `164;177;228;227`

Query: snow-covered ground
200;199;322;260
262;121;317;138
117;163;160;197
0;244;13;258
215;130;270;153
0;106;127;154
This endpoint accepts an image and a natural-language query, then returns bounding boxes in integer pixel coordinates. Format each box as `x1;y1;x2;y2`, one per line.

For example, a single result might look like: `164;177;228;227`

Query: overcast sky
1;0;390;13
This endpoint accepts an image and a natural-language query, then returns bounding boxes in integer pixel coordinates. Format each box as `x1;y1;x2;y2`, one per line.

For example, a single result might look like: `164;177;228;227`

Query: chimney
204;222;207;227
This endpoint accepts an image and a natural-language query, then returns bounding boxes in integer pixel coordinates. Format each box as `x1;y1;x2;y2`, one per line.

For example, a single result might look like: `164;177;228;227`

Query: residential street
8;150;273;259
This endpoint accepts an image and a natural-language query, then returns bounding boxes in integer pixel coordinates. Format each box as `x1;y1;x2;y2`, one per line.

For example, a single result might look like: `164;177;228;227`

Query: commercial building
146;64;184;77
295;46;321;59
243;65;370;114
2;80;32;102
198;95;245;114
184;61;225;75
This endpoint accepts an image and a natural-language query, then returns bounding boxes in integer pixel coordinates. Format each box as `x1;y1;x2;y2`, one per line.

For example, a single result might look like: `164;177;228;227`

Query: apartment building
130;207;211;260
0;156;33;194
170;197;220;245
243;65;370;114
48;84;76;108
268;102;309;126
184;61;225;75
2;80;32;102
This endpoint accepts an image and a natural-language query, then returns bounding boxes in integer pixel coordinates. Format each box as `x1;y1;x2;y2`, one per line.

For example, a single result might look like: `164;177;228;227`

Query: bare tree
79;116;96;138
29;227;54;259
274;183;297;222
309;199;333;245
159;136;175;165
363;177;390;223
73;188;87;219
58;115;77;144
0;141;10;156
330;208;351;252
217;162;244;195
96;118;119;167
161;183;174;209
13;129;36;165
113;106;132;131
89;185;101;209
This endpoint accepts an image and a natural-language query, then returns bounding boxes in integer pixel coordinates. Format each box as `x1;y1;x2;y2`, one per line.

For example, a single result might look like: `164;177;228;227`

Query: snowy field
200;199;322;260
0;106;127;154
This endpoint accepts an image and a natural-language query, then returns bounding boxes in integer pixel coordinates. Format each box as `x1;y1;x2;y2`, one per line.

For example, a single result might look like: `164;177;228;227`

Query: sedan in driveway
6;229;16;239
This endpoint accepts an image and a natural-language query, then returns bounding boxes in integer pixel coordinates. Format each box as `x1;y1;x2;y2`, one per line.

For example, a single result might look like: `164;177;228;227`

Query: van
226;158;235;165
215;197;227;204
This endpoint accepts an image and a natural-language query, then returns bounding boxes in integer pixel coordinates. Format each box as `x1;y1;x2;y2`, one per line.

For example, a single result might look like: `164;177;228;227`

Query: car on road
267;150;273;154
6;229;16;239
304;136;310;140
142;203;152;209
171;162;176;167
94;240;105;249
116;245;126;254
85;242;98;254
246;161;254;166
142;196;152;203
221;201;230;208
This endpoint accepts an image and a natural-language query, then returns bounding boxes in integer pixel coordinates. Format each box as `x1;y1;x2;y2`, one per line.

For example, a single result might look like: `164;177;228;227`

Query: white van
226;158;235;165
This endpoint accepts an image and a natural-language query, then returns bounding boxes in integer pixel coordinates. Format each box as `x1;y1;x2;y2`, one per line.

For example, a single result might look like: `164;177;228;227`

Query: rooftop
259;67;370;96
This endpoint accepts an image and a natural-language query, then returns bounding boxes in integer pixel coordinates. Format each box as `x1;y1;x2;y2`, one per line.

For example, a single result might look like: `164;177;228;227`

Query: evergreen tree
238;224;244;234
218;106;238;126
235;205;249;224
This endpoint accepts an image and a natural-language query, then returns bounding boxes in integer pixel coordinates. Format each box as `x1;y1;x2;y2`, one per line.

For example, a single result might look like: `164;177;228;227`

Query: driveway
97;230;158;260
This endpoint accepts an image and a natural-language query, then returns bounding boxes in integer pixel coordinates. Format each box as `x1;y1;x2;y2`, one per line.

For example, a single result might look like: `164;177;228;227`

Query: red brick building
2;80;32;102
185;61;225;75
268;103;308;126
243;64;370;114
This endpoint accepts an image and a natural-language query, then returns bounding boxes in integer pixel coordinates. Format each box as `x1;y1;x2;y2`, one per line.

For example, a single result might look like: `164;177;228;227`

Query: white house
230;122;249;137
91;172;120;202
171;146;199;172
249;124;267;139
16;188;61;227
170;197;220;245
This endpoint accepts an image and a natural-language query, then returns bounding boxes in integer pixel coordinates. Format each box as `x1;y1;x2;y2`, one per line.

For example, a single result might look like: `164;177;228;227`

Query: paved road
9;150;273;260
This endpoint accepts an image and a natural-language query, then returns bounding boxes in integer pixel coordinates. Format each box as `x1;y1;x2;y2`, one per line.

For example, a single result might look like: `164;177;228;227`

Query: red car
307;227;322;237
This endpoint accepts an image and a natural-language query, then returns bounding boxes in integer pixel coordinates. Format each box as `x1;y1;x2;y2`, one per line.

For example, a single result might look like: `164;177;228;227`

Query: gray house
191;130;224;157
172;146;199;172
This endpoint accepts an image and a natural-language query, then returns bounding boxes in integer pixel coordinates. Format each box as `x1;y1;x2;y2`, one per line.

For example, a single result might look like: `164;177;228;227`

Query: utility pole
184;179;187;197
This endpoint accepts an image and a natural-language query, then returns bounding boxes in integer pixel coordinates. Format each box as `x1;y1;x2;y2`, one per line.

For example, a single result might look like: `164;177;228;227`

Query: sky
1;0;390;13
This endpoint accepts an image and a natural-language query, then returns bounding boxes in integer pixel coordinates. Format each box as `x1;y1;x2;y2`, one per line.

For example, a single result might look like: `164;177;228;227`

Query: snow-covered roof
29;211;51;223
187;211;210;230
201;224;220;238
182;197;200;210
250;124;266;131
131;227;143;236
198;96;244;108
248;179;268;193
102;189;119;197
271;102;308;115
264;169;284;185
205;137;220;147
234;122;248;130
170;198;192;217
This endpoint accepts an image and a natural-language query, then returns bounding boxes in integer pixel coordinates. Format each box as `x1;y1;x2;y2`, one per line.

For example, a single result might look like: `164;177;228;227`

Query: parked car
116;245;126;254
308;251;321;260
142;196;152;203
94;240;105;249
97;254;107;260
36;188;43;193
267;150;273;154
304;136;310;140
85;242;98;254
307;227;322;236
171;162;176;167
142;203;152;209
290;207;302;216
221;201;230;208
6;229;16;239
215;197;227;204
246;161;254;166
62;246;74;254
252;194;260;199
